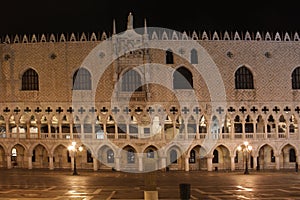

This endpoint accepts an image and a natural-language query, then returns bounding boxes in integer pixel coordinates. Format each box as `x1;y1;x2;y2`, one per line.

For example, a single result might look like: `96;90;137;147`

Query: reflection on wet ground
0;169;299;199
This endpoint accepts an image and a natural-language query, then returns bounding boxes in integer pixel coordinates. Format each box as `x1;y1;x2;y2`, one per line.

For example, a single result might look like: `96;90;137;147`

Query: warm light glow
237;146;242;151
248;145;252;151
244;141;249;146
68;145;75;151
78;146;83;152
72;141;76;146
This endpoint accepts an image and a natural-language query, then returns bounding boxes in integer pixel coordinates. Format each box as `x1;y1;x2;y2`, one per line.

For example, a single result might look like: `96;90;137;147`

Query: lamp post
68;141;83;175
237;141;252;174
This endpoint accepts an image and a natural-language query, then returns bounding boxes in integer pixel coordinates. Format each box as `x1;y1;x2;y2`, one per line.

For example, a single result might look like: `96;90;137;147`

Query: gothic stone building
1;13;300;172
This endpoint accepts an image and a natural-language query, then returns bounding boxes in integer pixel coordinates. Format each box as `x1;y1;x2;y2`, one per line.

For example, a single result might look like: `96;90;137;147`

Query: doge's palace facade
0;13;300;172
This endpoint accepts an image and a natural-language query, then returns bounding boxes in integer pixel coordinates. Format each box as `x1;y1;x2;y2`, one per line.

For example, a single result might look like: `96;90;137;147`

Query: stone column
49;156;54;170
253;156;257;170
138;155;143;172
264;122;268;139
161;157;167;170
253;121;257;139
28;154;33;169
196;122;200;140
184;156;189;171
207;156;213;171
93;157;98;171
6;120;10;138
115;157;120;171
242;121;246;139
7;154;12;169
48;123;51;138
58;123;62;139
230;155;235;171
275;154;280;170
70;123;73;139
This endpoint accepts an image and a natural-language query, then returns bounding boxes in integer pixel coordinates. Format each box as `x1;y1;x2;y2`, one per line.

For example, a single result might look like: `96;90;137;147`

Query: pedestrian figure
296;162;298;172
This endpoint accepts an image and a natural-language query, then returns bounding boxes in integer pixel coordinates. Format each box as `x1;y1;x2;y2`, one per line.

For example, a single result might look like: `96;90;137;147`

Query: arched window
271;150;275;162
235;66;254;89
11;148;17;162
234;151;238;163
121;69;142;92
166;49;174;64
147;149;154;158
189;150;196;163
73;68;91;90
170;149;177;164
173;67;193;89
292;67;300;89
87;149;93;163
289;148;296;162
22;68;39;90
191;49;198;64
212;149;219;163
127;149;135;163
107;149;114;163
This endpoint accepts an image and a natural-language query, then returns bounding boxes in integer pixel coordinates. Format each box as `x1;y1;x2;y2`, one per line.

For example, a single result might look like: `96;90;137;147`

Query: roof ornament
127;12;133;30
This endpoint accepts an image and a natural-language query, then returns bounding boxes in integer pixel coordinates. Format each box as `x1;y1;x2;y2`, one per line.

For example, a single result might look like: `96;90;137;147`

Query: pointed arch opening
235;66;254;89
173;66;193;89
22;68;39;90
73;68;92;90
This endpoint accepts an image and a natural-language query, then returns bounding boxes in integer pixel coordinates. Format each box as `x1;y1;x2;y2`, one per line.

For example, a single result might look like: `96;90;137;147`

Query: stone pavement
0;169;300;199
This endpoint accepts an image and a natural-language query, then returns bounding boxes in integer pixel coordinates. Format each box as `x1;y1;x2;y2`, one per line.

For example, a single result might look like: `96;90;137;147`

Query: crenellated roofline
1;30;300;44
1;12;299;44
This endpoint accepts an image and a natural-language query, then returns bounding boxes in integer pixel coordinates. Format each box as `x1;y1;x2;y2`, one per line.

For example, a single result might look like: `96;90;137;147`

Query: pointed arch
235;66;254;89
173;66;193;89
121;69;142;92
22;68;39;90
73;68;92;90
292;66;300;89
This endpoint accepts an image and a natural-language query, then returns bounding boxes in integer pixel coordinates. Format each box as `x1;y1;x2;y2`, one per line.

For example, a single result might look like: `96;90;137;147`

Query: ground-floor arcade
0;140;299;172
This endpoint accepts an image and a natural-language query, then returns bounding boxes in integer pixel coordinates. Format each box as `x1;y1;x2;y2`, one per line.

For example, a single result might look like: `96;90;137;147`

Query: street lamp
68;141;83;175
237;141;252;174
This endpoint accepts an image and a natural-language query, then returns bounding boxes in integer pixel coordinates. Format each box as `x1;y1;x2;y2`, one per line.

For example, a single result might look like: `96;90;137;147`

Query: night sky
1;0;299;36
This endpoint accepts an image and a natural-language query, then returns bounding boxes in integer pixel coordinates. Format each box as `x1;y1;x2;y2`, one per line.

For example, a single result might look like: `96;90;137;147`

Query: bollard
179;183;190;200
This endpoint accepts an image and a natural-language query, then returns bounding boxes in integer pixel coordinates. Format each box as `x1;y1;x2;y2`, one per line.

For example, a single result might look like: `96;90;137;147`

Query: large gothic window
212;149;219;163
289;148;296;162
22;68;39;90
121;69;142;92
107;149;114;163
127;148;135;164
173;67;193;89
170;149;178;164
166;49;174;64
73;68;91;90
292;67;300;89
235;66;254;89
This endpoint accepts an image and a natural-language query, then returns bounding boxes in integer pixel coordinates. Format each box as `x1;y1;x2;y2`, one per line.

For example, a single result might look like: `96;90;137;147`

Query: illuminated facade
1;13;300;172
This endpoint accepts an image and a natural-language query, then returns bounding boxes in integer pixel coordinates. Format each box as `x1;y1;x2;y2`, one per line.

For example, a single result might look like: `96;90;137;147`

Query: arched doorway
32;144;49;168
0;145;6;168
53;145;69;169
189;145;207;171
212;145;230;171
258;144;275;170
143;145;159;172
11;144;26;168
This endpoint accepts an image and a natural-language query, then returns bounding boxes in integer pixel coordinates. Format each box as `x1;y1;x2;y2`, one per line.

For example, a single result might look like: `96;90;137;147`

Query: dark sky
1;0;299;36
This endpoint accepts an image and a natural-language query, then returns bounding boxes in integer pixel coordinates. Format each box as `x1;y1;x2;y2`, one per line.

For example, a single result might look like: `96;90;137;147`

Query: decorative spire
127;12;133;30
144;18;148;35
113;19;116;35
